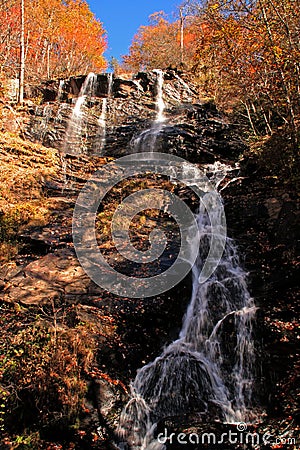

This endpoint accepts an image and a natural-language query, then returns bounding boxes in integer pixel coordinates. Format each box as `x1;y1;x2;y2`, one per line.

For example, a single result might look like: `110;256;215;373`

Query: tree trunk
243;100;258;136
18;0;25;104
179;7;184;65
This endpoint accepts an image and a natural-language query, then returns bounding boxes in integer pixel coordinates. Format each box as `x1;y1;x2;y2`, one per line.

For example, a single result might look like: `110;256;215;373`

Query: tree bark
179;7;184;65
18;0;25;104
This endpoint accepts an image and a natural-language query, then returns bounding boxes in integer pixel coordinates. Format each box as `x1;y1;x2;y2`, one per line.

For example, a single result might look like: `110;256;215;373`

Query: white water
57;79;65;101
153;69;166;123
63;72;97;154
132;70;166;153
107;72;113;97
96;73;113;152
117;165;256;449
132;125;163;153
73;72;97;117
97;98;107;152
203;161;239;189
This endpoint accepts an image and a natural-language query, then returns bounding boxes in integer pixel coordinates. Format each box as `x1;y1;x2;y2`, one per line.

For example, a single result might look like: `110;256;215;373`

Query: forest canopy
0;0;107;83
123;0;300;148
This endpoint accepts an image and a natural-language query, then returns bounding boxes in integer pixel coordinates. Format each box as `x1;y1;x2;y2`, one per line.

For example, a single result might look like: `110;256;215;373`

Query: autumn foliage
0;0;107;83
123;0;300;157
123;11;198;71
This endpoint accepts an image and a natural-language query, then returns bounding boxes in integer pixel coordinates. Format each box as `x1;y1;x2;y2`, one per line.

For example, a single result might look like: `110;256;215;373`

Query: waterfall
107;72;113;96
153;69;165;123
96;73;113;152
57;79;65;101
63;72;97;154
73;72;97;117
97;98;107;152
132;70;166;153
117;165;256;449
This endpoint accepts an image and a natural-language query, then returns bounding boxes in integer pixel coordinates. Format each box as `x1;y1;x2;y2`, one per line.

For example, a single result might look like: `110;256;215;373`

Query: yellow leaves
273;45;283;58
139;214;147;226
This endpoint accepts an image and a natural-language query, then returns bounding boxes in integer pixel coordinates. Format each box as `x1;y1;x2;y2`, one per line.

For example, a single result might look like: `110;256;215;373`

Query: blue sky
87;1;181;64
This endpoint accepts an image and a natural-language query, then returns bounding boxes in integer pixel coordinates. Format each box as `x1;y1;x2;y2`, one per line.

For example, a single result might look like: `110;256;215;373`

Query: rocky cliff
26;70;246;162
0;70;298;449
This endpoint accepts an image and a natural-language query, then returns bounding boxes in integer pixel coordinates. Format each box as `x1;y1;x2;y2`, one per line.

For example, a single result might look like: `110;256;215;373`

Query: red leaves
87;366;128;392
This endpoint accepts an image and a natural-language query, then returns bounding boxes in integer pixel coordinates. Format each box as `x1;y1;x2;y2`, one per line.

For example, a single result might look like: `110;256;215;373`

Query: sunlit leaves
0;0;107;82
122;0;299;148
123;12;198;71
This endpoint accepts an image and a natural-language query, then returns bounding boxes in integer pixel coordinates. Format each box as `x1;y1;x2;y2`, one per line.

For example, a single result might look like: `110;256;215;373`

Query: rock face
1;70;299;449
26;70;246;163
222;171;299;424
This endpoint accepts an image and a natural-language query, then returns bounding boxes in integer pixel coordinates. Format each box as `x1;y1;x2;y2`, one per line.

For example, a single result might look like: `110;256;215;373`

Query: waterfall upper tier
31;70;197;104
27;70;247;162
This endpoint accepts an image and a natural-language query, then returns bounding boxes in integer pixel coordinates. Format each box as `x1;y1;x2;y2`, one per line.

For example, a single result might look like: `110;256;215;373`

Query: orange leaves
123;12;199;71
38;0;107;76
176;30;196;48
0;0;107;82
57;0;107;69
193;0;299;131
87;366;128;392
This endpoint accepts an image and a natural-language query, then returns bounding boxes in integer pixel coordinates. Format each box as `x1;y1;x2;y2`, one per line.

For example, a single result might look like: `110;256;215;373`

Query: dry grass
0;131;61;260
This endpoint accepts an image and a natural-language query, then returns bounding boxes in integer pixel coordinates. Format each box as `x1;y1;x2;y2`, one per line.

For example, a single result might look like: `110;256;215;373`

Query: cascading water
133;70;166;153
59;72;97;193
63;72;97;154
73;72;97;117
107;72;113;97
117;165;257;449
57;79;65;101
25;68;259;445
96;73;113;152
97;98;107;152
154;69;166;123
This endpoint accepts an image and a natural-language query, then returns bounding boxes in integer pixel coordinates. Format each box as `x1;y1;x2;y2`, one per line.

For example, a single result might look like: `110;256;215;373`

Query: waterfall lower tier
118;180;256;449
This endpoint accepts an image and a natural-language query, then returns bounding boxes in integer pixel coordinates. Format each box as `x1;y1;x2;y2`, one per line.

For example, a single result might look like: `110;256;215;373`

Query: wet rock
2;69;298;449
25;70;244;164
222;174;299;422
